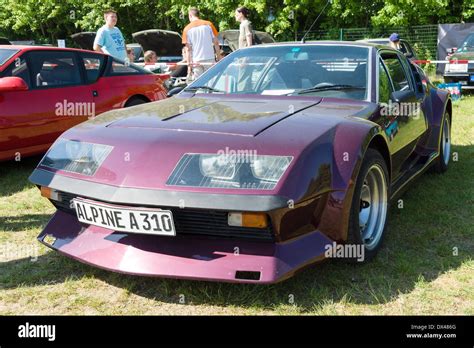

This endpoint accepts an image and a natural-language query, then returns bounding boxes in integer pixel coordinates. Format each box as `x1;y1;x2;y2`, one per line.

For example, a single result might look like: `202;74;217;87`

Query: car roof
358;38;410;44
360;38;390;42
246;40;396;51
0;44;107;56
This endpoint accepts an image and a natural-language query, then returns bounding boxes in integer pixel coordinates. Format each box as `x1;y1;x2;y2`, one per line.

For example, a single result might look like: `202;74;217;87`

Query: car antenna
300;0;332;44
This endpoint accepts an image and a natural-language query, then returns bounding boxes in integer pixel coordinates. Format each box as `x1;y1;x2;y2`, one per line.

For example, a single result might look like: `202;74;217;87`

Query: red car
0;45;167;161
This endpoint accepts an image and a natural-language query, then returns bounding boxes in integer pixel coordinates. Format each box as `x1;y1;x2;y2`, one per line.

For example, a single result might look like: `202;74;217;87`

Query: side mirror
390;89;414;103
0;76;29;92
167;86;185;97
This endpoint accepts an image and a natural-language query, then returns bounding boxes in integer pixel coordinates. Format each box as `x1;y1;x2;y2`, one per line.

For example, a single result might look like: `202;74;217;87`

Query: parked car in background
30;41;452;283
218;30;275;52
0;45;167;161
131;29;183;63
0;37;10;45
358;38;418;61
443;32;474;89
127;43;144;62
70;32;96;51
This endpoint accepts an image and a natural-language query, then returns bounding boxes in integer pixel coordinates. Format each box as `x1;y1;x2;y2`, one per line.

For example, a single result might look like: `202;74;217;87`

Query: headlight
167;153;293;190
40;138;113;176
199;154;236;180
251;156;292;182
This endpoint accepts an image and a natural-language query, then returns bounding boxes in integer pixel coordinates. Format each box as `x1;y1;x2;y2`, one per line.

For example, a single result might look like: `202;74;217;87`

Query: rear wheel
347;148;389;262
125;97;148;107
433;111;451;173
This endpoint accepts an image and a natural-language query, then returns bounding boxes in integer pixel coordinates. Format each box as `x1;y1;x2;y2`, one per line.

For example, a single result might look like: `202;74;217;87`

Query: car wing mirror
390;89;415;103
0;76;29;92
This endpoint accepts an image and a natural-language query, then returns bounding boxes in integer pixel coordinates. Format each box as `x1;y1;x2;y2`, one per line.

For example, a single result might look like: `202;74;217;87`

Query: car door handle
93;90;98;97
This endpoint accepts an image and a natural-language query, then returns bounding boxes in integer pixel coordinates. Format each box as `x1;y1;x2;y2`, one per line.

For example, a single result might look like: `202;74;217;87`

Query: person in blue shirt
93;9;127;61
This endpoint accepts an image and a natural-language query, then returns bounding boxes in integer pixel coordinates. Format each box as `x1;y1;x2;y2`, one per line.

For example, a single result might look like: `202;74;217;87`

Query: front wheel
346;148;389;262
433;111;451;173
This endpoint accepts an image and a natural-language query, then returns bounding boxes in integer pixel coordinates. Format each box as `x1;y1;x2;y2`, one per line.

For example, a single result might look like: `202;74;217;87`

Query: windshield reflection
189;45;370;101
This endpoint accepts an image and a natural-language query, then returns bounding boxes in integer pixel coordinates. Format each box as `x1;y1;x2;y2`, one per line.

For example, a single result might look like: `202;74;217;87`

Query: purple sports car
30;41;452;283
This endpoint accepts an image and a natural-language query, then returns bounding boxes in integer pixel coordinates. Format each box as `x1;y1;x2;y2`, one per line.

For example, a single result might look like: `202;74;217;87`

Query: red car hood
104;95;322;136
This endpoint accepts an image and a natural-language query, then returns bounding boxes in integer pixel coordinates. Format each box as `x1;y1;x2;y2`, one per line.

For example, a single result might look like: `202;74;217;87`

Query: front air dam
38;210;334;284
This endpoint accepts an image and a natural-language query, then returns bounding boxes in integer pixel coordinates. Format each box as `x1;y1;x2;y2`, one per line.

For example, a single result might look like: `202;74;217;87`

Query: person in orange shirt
182;8;222;80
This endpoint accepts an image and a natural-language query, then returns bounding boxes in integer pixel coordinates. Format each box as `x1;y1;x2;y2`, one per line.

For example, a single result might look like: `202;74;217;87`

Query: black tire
125;97;148;107
346;148;390;263
433;111;451;173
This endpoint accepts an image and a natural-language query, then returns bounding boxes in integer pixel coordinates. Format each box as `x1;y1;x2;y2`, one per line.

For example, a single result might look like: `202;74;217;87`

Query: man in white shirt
93;9;127;61
182;8;222;80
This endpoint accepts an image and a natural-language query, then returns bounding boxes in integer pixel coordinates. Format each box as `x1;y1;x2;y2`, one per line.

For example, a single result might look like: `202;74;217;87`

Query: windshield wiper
183;85;225;94
294;84;366;95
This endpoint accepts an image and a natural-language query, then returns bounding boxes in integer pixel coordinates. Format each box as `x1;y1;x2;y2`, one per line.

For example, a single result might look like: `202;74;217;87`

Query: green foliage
413;42;436;75
0;0;472;44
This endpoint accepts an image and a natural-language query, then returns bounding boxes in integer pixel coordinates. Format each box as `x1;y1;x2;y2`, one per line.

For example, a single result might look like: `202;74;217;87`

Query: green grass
0;96;473;315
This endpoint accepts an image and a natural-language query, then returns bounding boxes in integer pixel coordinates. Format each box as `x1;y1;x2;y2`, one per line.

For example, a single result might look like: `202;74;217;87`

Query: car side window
2;55;31;88
400;42;411;56
107;59;142;75
404;42;414;58
379;59;392;104
410;63;426;95
28;51;82;88
381;54;411;92
79;52;104;83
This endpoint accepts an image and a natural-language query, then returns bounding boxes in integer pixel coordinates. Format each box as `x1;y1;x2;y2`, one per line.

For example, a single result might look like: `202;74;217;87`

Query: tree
0;0;472;44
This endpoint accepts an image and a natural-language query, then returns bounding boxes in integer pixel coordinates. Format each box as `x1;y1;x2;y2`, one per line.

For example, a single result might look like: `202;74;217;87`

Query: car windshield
459;34;474;52
188;45;370;101
0;48;19;66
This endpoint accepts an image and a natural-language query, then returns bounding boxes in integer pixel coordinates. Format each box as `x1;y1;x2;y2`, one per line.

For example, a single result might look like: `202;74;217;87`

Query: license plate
446;64;468;73
460;81;468;85
73;199;176;236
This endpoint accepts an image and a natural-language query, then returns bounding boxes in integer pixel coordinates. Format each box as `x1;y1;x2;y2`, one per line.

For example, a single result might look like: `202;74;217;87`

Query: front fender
278;118;389;242
326;119;390;242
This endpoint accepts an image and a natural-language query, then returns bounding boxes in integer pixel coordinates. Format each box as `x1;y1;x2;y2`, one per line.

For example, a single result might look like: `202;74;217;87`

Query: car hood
38;96;376;196
132;29;182;57
87;95;322;136
70;32;96;50
218;30;275;51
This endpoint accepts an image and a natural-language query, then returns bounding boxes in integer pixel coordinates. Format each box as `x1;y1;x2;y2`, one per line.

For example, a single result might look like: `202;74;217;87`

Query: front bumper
39;210;333;284
29;169;290;212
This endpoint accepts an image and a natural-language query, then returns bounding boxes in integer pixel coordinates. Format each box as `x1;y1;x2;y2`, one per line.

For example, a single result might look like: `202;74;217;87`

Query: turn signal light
40;186;60;201
228;212;268;228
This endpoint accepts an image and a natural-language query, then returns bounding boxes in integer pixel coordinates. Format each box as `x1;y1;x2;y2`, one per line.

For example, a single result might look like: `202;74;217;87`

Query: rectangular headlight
167;153;293;190
39;138;113;176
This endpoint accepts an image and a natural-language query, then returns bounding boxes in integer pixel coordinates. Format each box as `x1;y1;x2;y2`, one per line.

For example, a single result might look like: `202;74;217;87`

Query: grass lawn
0;95;473;315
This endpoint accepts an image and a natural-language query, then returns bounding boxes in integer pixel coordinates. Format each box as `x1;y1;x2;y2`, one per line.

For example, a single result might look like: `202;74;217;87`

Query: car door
91;57;152;112
0;52;33;158
76;51;111;115
376;51;428;181
0;50;92;157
